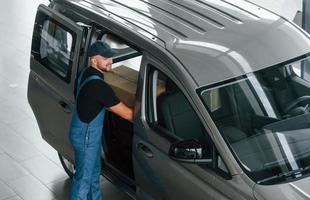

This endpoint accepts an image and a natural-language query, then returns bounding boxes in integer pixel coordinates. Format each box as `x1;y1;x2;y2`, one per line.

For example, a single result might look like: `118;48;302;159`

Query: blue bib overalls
69;67;105;200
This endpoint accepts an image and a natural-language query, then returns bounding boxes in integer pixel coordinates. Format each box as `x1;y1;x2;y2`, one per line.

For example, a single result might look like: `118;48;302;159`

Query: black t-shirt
74;67;120;123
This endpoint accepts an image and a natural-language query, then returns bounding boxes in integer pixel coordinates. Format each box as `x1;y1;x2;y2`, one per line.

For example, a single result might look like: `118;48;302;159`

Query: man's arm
108;102;133;122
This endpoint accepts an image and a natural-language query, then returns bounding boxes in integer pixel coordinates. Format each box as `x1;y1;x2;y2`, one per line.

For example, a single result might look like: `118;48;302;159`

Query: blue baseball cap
88;41;117;58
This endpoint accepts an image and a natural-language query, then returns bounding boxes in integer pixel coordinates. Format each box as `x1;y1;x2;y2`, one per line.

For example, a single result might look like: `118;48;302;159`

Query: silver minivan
28;0;310;199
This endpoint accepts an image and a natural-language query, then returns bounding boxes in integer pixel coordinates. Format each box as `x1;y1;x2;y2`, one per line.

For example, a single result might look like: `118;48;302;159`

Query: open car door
28;4;83;162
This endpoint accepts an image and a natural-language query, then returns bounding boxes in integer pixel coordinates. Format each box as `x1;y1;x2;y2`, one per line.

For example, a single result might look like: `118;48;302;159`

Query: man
69;41;133;200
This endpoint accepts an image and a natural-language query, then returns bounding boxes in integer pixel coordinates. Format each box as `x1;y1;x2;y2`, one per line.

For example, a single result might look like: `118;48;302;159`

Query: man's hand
108;102;133;122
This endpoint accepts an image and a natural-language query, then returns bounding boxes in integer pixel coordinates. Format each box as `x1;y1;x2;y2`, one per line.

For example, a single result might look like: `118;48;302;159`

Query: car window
99;33;142;72
147;68;209;148
32;13;76;82
199;56;310;183
291;61;302;77
147;67;230;177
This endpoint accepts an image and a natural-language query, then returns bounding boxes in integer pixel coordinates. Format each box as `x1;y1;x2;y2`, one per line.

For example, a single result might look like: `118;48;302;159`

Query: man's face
96;55;113;72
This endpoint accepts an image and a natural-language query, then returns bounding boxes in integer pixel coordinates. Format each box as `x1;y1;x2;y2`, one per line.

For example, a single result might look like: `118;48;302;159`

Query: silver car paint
254;177;310;200
70;0;310;87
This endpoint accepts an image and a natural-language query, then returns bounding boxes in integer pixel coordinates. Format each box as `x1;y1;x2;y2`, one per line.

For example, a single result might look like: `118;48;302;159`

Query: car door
132;56;235;200
28;4;83;160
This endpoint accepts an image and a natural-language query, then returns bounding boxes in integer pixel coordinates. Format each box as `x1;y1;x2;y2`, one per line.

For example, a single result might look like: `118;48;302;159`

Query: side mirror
169;139;212;164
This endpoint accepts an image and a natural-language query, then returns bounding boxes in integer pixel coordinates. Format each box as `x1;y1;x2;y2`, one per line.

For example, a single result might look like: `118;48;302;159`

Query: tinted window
199;56;310;184
147;67;230;177
147;68;210;146
32;12;76;82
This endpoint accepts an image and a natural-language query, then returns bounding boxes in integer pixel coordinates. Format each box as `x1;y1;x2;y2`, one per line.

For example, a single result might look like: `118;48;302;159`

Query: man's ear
90;57;97;66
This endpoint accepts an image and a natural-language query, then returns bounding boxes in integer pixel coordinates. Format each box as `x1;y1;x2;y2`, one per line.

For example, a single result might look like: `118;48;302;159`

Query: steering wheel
284;96;310;116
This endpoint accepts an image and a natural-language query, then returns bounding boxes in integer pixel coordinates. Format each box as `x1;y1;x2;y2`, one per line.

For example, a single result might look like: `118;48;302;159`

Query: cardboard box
104;66;138;107
104;65;165;107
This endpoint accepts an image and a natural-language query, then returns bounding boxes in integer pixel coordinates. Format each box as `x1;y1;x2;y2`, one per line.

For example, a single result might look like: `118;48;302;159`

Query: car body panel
254;176;310;200
66;0;310;87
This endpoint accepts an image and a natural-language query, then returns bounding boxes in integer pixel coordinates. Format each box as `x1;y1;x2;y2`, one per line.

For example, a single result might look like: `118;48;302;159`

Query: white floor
0;1;131;199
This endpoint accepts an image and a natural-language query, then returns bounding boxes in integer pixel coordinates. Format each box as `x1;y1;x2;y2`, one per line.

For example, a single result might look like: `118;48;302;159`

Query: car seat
157;80;209;145
261;67;296;115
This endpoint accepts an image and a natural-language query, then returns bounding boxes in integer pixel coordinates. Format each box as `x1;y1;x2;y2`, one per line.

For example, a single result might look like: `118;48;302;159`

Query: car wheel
58;153;75;178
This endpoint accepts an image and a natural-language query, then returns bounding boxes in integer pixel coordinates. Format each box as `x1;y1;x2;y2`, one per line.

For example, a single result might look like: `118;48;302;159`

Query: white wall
248;0;303;20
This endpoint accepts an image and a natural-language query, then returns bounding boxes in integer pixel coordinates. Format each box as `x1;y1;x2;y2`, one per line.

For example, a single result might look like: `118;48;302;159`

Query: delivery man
69;41;133;200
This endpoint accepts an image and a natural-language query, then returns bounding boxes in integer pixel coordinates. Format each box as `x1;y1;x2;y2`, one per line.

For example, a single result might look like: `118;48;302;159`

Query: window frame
145;66;176;132
146;64;210;140
32;12;77;83
145;64;232;178
91;27;142;65
145;66;177;142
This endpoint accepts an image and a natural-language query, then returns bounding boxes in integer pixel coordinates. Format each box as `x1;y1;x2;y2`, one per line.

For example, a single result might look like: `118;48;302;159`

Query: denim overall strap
77;75;102;98
76;67;89;92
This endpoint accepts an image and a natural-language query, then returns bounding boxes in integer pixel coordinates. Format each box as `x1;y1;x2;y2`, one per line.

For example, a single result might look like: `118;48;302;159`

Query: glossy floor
0;1;131;199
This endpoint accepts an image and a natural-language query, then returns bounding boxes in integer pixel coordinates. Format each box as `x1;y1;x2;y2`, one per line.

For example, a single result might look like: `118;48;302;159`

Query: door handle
137;142;153;158
58;101;71;113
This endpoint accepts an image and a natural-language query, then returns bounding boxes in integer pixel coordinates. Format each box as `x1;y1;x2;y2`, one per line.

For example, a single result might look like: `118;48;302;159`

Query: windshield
199;55;310;185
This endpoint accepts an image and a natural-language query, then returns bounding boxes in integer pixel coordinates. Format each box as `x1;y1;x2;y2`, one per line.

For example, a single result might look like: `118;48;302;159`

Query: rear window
32;12;76;82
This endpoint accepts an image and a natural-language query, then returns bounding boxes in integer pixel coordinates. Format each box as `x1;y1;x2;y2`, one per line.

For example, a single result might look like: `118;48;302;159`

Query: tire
58;153;75;178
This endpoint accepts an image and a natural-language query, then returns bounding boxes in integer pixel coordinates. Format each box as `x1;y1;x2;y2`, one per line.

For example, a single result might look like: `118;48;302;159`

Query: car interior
204;63;310;175
155;74;213;158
